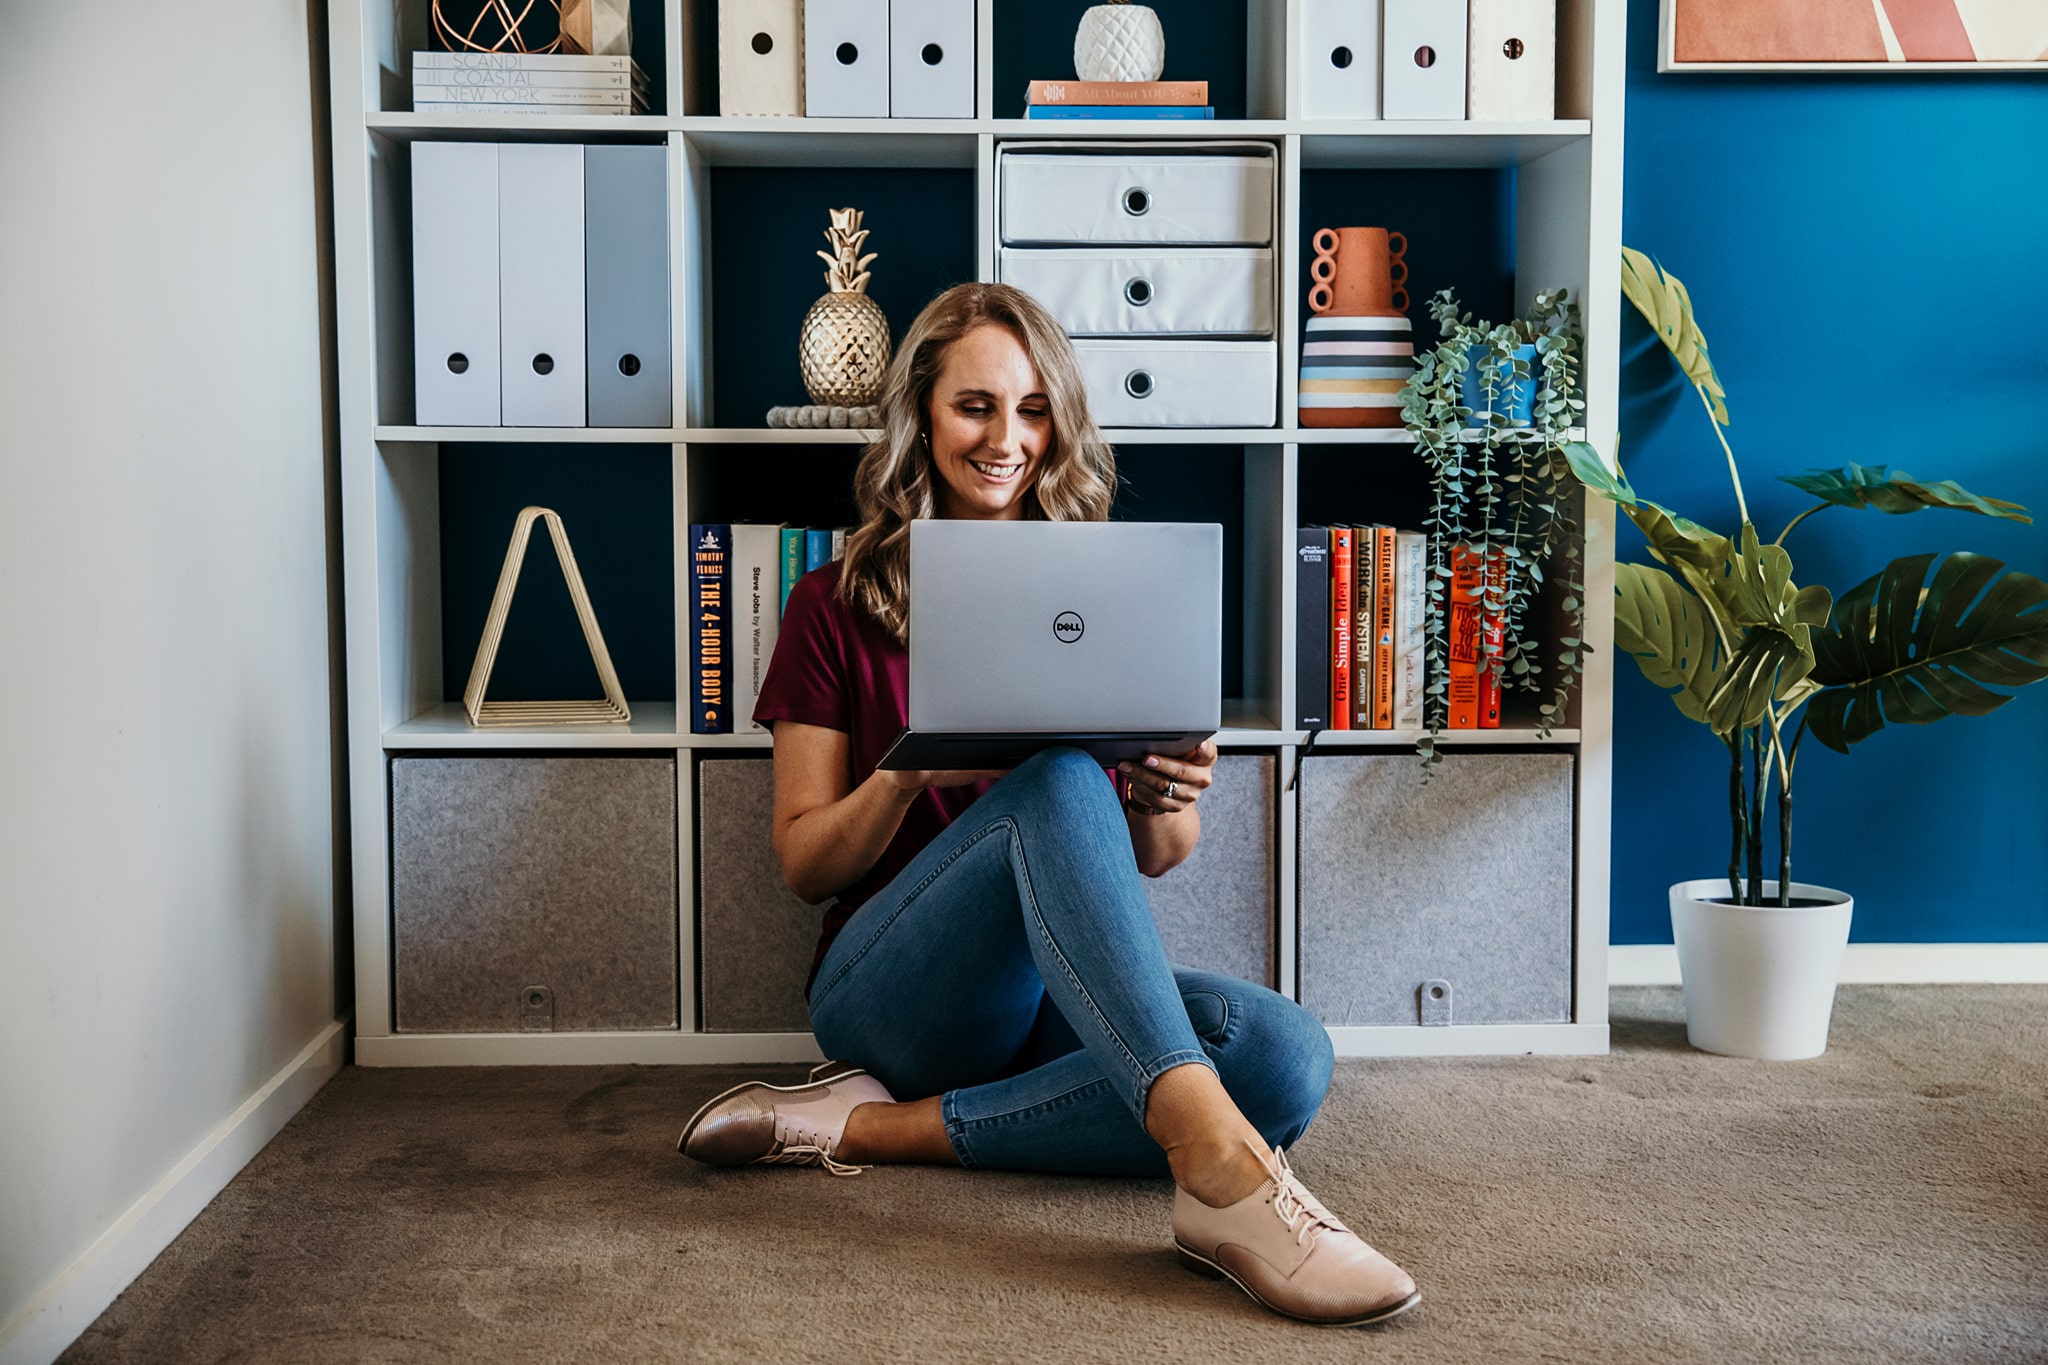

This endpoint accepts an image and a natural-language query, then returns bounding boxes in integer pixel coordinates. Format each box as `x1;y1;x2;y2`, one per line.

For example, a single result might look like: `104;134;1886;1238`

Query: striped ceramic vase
1299;227;1414;428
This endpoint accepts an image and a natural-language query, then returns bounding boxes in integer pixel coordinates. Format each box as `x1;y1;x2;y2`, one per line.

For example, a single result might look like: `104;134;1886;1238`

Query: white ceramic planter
1668;879;1854;1060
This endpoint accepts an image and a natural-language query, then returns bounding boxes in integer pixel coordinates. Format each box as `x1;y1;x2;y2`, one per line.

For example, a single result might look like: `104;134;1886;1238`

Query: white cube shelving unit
328;0;1626;1065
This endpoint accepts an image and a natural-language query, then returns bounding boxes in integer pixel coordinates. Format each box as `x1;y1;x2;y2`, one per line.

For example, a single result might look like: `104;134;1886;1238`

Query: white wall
0;1;345;1359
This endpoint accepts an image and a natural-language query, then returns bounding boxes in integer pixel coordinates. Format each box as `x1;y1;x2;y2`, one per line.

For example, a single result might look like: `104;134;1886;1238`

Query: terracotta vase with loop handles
1299;227;1415;429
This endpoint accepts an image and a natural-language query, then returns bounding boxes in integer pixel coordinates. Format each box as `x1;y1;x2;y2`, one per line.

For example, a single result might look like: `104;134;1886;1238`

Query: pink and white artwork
1661;0;2048;70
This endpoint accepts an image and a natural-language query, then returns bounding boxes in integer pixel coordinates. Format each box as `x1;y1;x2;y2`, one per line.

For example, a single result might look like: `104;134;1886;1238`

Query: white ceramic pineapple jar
1074;0;1166;82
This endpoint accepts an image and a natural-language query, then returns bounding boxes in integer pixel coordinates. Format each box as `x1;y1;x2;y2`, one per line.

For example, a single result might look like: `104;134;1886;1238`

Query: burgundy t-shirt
752;561;1116;994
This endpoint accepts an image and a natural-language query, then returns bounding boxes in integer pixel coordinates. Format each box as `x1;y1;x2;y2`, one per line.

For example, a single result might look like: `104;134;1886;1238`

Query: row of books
413;51;650;115
1022;78;1213;120
688;522;850;735
1296;528;1504;732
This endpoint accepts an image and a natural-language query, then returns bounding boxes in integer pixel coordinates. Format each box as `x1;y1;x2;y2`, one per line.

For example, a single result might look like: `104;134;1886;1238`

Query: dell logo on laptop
1052;611;1085;643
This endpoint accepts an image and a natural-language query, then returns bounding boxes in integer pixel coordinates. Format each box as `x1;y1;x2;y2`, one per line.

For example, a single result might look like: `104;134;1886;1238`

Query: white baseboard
1611;944;2048;986
0;1017;350;1365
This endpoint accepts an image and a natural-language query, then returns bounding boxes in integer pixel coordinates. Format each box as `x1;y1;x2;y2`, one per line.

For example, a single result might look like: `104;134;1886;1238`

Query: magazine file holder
463;506;632;727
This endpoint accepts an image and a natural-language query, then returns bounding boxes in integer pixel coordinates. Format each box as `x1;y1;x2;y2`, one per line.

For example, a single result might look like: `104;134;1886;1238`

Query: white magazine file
719;0;804;115
1384;0;1470;120
499;143;586;426
412;142;501;426
1298;0;1383;119
806;0;889;118
890;0;975;118
1468;0;1556;122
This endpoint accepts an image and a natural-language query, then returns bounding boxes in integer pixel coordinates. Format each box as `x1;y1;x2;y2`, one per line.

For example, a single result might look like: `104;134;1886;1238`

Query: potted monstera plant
1563;248;2048;1060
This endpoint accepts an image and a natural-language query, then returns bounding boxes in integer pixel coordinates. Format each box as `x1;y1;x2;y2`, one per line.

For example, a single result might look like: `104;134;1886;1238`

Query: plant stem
1726;731;1746;906
1774;503;1829;547
1697;382;1750;527
1747;725;1766;906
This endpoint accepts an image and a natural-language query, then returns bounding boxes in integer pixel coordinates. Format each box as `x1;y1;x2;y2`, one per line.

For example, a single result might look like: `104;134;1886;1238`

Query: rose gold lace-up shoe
676;1062;893;1177
1172;1140;1420;1326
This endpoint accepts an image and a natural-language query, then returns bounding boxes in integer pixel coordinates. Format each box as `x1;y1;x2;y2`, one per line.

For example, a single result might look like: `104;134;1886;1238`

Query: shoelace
1256;1141;1350;1249
771;1071;870;1177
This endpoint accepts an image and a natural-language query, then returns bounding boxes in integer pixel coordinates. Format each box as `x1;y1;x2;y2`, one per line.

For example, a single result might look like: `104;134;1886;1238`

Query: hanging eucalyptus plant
1401;287;1588;768
1563;248;2048;907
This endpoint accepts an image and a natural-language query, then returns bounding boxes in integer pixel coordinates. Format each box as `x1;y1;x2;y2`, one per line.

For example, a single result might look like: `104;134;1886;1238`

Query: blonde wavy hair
837;282;1117;642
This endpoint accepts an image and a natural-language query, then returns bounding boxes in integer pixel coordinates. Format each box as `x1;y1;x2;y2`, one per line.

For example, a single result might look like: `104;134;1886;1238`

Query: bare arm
769;721;1001;904
1119;739;1218;878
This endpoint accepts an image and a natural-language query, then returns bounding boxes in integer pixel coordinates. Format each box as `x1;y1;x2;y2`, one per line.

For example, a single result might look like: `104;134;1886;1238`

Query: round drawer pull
1123;277;1154;307
1124;369;1155;400
1122;186;1151;217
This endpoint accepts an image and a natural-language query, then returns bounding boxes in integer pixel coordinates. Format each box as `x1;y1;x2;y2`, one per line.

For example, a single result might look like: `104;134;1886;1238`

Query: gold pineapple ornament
799;208;892;408
1074;0;1166;83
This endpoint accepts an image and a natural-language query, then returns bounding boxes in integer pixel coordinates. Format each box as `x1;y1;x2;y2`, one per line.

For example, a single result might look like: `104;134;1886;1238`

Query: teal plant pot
1460;344;1538;427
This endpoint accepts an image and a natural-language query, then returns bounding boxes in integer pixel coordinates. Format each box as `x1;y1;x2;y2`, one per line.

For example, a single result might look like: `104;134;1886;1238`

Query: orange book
1330;528;1354;731
1351;528;1373;728
1446;544;1484;729
1027;79;1209;105
1480;547;1505;729
1372;526;1398;729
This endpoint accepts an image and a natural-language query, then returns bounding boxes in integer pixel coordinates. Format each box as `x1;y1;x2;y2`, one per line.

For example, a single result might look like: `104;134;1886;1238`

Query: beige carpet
60;987;2048;1363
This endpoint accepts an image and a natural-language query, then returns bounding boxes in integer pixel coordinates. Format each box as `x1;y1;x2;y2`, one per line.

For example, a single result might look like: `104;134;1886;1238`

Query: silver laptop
877;519;1223;771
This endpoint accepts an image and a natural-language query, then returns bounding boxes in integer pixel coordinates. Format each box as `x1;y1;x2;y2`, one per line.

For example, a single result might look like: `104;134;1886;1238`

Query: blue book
1024;105;1215;119
689;523;732;734
779;526;806;612
805;527;833;574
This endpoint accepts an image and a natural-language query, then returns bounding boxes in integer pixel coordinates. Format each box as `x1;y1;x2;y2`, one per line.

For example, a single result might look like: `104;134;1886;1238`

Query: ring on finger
1165;779;1178;801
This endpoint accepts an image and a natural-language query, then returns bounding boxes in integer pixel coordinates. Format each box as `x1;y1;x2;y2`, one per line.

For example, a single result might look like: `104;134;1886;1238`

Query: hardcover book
1024;106;1216;119
1295;527;1330;730
1351;527;1374;729
1330;528;1354;731
1393;531;1427;729
1025;78;1209;105
1446;543;1484;729
1371;526;1398;729
779;526;806;611
731;524;784;735
690;523;732;734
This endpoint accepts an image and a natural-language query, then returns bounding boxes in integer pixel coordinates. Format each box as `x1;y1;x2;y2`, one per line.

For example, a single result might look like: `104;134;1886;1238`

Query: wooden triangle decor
463;506;632;727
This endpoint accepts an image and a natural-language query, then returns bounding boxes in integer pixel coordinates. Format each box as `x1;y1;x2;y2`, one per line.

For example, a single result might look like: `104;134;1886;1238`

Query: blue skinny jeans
806;746;1336;1176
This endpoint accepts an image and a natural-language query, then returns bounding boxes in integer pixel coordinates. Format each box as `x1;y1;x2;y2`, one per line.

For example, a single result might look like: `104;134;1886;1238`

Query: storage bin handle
1124;277;1154;307
1124;369;1155;400
1122;186;1152;217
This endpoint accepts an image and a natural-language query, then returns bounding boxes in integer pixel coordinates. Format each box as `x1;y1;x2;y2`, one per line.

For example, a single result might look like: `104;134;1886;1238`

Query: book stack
413;51;649;115
1022;79;1213;120
1296;525;1459;733
689;522;853;735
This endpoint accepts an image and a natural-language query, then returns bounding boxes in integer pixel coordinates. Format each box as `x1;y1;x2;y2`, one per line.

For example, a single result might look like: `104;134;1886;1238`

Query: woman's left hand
1117;739;1218;817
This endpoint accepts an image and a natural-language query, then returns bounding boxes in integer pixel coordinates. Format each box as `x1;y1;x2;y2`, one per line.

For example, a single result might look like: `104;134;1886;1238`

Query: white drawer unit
1072;339;1277;427
999;246;1275;336
998;142;1276;246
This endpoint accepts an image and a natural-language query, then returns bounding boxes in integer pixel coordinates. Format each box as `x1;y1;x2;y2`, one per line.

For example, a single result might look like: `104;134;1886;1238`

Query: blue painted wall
1613;0;2048;941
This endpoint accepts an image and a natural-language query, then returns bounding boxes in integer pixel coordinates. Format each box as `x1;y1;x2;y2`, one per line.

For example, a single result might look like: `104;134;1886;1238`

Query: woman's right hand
884;768;1008;794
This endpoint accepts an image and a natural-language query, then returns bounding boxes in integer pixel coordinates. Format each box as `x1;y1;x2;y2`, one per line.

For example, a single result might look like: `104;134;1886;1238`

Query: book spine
1027;79;1209;104
1295;528;1330;730
1330;528;1354;732
414;85;633;104
413;69;634;89
779;527;806;611
1446;544;1483;730
1481;547;1505;729
1394;531;1427;730
1372;526;1397;730
414;102;634;115
1352;527;1373;728
831;527;847;561
689;523;732;735
1023;106;1215;119
415;50;634;71
805;528;833;574
730;525;782;736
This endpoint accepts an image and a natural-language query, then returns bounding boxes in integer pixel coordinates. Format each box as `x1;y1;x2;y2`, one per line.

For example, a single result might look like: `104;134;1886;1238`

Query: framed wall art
1660;0;2048;72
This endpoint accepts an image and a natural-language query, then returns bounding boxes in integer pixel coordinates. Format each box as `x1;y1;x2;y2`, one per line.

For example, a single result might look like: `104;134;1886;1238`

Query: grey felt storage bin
1146;752;1277;987
697;756;820;1033
391;755;679;1033
1298;751;1574;1027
